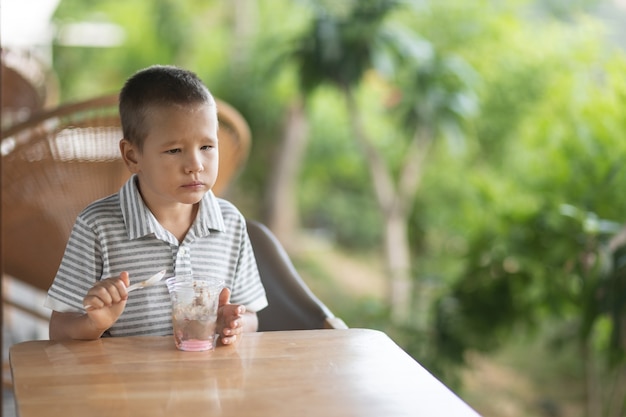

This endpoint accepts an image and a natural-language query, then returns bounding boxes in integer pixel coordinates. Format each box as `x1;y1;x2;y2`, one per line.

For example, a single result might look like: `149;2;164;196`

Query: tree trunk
230;0;258;66
583;341;602;417
265;98;309;248
607;363;626;417
343;87;416;323
383;207;413;323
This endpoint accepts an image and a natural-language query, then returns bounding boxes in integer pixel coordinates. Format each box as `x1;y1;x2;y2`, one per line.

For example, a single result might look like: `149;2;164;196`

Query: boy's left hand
216;287;245;345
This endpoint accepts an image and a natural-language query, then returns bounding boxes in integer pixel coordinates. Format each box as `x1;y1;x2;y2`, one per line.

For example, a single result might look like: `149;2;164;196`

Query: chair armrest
247;219;348;331
324;316;349;329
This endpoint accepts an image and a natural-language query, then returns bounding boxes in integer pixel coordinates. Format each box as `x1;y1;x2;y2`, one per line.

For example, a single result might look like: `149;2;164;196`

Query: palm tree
290;0;416;322
271;0;477;323
383;48;479;324
259;0;398;247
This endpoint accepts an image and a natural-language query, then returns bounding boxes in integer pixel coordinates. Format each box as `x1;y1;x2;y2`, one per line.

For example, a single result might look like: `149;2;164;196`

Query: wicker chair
1;49;58;129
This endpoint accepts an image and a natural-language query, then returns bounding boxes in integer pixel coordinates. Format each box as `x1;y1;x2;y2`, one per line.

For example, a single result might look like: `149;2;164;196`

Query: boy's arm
49;273;130;341
49;311;109;340
242;311;258;333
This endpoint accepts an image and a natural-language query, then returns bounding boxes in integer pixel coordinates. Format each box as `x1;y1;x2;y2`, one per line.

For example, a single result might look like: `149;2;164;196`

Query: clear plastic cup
166;276;224;352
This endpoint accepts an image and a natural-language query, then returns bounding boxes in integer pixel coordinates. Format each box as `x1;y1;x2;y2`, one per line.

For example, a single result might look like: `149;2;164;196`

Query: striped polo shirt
45;175;267;337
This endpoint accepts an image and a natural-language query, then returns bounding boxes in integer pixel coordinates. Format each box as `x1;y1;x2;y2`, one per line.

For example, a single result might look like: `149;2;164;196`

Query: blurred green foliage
49;0;626;411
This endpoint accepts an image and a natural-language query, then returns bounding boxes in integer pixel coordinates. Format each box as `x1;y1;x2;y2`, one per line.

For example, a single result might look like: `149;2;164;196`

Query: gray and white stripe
45;175;267;337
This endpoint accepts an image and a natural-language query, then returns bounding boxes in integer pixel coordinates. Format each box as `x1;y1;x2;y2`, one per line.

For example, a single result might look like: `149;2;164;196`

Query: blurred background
3;0;626;416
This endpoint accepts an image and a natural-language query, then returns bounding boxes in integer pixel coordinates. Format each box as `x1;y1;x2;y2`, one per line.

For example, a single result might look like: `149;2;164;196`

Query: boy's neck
153;202;199;244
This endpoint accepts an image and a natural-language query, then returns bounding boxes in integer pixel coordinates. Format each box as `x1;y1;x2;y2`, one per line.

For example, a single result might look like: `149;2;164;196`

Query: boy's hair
119;65;215;150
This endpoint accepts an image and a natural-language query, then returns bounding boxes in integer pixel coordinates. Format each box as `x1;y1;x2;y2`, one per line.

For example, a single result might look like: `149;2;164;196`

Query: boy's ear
120;139;140;173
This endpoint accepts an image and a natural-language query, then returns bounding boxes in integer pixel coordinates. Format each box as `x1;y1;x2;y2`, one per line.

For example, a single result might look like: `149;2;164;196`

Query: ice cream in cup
166;276;225;352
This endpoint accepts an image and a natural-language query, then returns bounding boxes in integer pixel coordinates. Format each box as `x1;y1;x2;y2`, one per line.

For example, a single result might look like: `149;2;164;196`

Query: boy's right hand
83;271;130;332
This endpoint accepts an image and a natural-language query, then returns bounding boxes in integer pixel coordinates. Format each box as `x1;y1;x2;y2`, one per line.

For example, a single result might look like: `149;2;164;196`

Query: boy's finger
221;334;237;345
83;294;105;310
225;319;241;332
120;271;130;287
92;286;114;305
112;278;129;300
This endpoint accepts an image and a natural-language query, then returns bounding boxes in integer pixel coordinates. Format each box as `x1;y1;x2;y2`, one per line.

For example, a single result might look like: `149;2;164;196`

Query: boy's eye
165;148;181;154
200;145;214;151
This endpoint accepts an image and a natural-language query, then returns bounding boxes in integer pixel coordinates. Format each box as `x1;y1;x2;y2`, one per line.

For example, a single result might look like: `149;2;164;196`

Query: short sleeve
229;219;268;313
44;216;102;313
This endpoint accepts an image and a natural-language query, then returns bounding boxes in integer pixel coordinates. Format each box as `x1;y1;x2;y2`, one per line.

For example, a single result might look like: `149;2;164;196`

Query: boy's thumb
120;271;130;287
219;287;231;306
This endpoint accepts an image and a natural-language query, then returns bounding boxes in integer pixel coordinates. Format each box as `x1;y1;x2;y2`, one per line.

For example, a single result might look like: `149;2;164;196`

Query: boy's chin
180;196;205;205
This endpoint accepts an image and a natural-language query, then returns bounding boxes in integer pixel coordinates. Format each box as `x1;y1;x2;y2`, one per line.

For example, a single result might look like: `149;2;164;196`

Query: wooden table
10;329;480;417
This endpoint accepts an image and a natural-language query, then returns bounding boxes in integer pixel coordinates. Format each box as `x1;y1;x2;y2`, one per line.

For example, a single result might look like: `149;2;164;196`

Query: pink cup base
176;339;215;352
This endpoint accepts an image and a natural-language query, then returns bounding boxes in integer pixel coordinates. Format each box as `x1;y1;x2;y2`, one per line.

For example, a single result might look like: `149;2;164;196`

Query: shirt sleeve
44;216;102;313
229;218;268;313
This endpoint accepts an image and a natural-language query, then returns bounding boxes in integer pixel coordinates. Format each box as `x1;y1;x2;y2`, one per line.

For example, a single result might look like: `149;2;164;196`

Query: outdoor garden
43;1;626;415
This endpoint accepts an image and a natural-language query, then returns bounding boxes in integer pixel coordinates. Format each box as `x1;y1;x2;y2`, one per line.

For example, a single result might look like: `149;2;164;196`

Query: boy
45;65;267;345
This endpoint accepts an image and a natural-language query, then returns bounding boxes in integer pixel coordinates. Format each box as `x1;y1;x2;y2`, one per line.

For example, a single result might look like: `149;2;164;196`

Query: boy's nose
185;152;204;173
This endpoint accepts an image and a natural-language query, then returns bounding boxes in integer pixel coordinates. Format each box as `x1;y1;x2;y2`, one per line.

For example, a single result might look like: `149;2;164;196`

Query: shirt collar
120;175;225;241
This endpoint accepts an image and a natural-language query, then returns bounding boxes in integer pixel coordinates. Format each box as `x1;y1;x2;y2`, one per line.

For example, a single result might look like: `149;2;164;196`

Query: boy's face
121;102;219;209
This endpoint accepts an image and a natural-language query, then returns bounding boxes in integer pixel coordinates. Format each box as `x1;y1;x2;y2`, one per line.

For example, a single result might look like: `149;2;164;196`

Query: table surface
10;328;480;417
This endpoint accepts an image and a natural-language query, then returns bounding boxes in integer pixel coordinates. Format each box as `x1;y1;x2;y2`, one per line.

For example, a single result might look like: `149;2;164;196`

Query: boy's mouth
182;181;204;188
